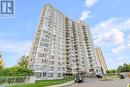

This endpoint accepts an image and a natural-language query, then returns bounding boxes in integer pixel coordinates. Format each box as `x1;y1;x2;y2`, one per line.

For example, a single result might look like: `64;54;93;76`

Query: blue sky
0;0;130;69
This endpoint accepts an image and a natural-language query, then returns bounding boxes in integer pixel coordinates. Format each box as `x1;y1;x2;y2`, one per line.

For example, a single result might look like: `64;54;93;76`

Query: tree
0;54;4;69
17;55;29;69
0;66;32;76
117;63;130;72
117;65;123;72
106;69;117;75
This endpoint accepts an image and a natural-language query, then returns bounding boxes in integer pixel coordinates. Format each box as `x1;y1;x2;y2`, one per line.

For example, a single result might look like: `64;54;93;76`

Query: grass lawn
100;75;119;81
103;75;119;79
9;78;73;87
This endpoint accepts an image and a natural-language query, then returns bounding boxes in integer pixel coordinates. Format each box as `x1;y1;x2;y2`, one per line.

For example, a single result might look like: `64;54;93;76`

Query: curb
45;80;74;87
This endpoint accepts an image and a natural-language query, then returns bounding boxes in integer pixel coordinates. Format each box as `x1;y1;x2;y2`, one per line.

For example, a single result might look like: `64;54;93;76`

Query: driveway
66;78;130;87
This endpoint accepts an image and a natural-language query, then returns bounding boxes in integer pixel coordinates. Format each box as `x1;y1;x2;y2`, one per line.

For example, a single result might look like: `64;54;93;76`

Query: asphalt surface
66;78;130;87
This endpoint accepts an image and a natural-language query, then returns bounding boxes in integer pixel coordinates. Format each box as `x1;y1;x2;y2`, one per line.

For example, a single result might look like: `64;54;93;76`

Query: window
29;65;33;69
42;33;46;37
35;72;42;78
58;62;62;66
49;66;53;71
58;67;62;71
53;35;56;37
33;65;42;70
58;73;62;77
63;67;65;71
42;59;44;63
42;30;48;34
51;55;54;59
40;42;46;46
43;72;46;77
37;52;44;57
48;73;53;78
49;61;54;65
41;38;47;42
89;69;94;72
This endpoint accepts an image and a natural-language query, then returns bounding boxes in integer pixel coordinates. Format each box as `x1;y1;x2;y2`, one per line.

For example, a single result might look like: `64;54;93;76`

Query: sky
0;0;130;69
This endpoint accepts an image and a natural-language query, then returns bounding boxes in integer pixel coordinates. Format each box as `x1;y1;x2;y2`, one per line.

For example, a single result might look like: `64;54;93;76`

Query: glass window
49;61;54;65
58;73;62;77
58;62;62;66
49;66;53;71
58;67;62;71
37;52;44;57
35;72;42;78
48;73;53;78
42;30;48;34
41;38;47;42
40;42;46;46
43;72;46;77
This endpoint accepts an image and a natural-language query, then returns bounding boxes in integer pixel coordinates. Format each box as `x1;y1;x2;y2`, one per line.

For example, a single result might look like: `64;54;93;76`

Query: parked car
74;74;84;83
120;75;125;79
96;74;102;78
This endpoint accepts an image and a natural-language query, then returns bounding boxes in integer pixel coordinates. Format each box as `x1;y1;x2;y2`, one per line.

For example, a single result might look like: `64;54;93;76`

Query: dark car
96;74;102;78
120;75;125;79
74;74;84;83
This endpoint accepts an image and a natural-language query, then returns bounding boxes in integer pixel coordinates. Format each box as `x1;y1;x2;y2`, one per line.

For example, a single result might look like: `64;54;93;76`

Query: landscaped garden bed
9;78;73;87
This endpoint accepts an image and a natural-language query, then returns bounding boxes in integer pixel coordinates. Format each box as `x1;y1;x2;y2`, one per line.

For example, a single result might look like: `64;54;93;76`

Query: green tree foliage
106;69;116;75
107;63;130;75
0;54;32;76
117;63;130;72
0;54;4;69
17;55;29;69
0;66;32;76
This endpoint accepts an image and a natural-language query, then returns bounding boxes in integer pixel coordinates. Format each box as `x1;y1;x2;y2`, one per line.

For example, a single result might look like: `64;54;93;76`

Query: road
66;78;130;87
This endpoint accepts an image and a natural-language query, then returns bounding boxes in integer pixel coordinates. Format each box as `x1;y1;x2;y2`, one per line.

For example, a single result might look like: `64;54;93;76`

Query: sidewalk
45;80;74;87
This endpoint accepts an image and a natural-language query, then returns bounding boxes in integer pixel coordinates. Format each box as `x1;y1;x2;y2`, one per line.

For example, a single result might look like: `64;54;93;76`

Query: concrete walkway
66;78;130;87
45;81;74;87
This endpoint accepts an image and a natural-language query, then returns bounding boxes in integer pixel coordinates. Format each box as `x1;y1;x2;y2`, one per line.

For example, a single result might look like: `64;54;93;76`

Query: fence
0;76;35;85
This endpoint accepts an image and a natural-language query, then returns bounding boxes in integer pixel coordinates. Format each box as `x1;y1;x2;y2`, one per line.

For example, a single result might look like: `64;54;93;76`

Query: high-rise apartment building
95;48;107;74
28;4;102;79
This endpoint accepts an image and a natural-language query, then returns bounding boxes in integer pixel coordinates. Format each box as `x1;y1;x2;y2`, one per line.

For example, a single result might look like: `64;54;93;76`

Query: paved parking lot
66;78;130;87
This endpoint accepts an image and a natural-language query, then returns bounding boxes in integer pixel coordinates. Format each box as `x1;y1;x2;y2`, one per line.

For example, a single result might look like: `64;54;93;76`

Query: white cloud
128;44;130;49
91;18;130;46
91;18;130;68
116;56;129;66
94;28;124;46
85;0;98;8
126;33;130;50
111;29;124;45
112;44;125;54
117;18;130;32
0;40;32;66
79;10;91;21
116;56;124;61
127;35;130;49
128;34;130;40
0;40;31;56
79;0;98;21
92;18;130;33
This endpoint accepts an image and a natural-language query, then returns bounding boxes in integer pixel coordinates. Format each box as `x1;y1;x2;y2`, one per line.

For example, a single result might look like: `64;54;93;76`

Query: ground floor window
35;72;42;78
58;73;62;77
43;72;46;77
48;73;53;78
